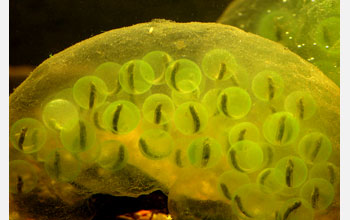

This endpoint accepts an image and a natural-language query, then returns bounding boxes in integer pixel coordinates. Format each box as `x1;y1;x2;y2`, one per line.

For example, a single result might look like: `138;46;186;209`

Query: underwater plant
9;20;339;219
218;0;340;86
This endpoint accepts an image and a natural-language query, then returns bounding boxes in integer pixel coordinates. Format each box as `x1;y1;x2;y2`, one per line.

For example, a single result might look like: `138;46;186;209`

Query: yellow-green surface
218;0;340;86
9;20;339;220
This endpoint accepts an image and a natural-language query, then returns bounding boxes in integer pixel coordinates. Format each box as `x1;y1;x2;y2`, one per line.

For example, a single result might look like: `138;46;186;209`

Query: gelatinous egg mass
218;0;340;86
9;21;339;220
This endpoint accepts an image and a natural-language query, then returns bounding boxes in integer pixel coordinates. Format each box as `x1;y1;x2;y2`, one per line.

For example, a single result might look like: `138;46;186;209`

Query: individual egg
102;100;141;134
138;129;174;160
231;184;276;219
173;101;208;135
228;122;260;145
142;50;173;85
142;93;175;125
9;160;37;194
201;49;238;81
300;178;335;210
278;198;314;220
256;168;284;194
274;156;308;188
93;61;121;93
217;170;250;200
217;86;251;119
119;59;155;94
60;119;96;153
309;162;339;186
165;58;202;93
187;136;223;168
44;148;81;182
42;99;79;131
263;111;299;146
227;140;263;173
10;118;47;154
73;75;108;110
97;140;128;171
284;91;317;120
298;132;332;164
252;70;284;102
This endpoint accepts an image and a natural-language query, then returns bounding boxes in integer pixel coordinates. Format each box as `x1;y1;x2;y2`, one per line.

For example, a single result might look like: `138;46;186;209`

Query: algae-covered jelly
9;21;339;220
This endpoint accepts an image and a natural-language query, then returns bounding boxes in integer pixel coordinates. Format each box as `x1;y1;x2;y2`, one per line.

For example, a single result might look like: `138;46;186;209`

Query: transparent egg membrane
9;21;339;220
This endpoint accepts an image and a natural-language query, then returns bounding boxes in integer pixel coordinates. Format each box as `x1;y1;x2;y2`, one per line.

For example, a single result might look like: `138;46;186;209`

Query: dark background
10;0;232;66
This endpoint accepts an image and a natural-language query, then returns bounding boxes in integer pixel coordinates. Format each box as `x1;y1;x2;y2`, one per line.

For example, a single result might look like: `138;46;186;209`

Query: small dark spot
79;120;87;150
154;104;162;124
220;94;230;117
283;201;301;220
201;139;211;168
259;169;271;185
113;145;125;169
139;138;161;159
234;195;252;218
189;105;200;133
286;159;294;187
93;111;103;130
229;149;244;172
268;77;275;101
311;187;320;209
298;98;304;119
112;105;123;133
276;116;287;143
171;62;180;91
128;63;135;91
17;176;23;194
311;137;323;161
237;129;247;141
217;63;226;80
18;127;28;150
328;165;335;185
220;183;231;200
54;151;61;179
175;150;183;168
89;83;96;109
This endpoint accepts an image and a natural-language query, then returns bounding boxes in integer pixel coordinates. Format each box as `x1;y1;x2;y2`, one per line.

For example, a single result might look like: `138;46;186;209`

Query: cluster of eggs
10;47;338;220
